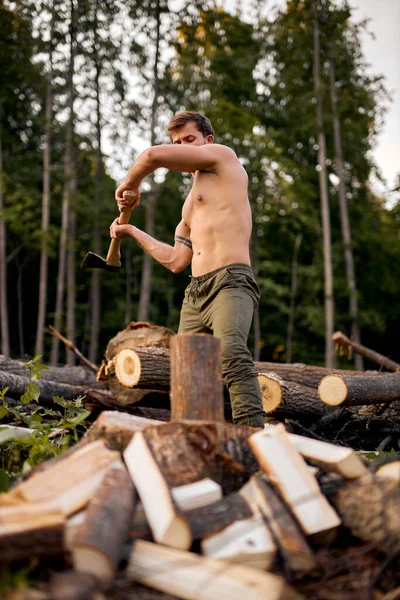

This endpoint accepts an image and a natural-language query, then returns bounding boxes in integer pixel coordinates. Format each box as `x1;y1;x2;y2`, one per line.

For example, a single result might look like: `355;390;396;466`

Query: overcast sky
350;0;400;193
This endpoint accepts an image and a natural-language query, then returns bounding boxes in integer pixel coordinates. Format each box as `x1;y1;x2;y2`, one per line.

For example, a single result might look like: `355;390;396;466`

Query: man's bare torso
181;151;252;277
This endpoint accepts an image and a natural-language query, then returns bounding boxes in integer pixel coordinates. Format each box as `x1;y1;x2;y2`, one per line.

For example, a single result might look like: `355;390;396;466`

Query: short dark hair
168;111;214;139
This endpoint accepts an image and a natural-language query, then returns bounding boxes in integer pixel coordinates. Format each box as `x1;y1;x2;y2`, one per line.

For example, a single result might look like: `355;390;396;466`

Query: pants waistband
189;263;253;283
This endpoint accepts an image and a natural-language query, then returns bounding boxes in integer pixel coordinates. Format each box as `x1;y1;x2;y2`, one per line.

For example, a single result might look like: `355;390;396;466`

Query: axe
80;190;136;273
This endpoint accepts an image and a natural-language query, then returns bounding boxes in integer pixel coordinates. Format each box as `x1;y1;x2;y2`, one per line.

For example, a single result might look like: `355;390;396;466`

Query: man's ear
206;135;214;144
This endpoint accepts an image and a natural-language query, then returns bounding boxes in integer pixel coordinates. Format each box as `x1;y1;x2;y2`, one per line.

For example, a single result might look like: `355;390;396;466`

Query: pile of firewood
1;412;400;599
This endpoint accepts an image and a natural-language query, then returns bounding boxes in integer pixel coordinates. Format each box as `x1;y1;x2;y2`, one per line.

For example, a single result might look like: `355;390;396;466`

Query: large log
72;460;135;581
258;373;330;420
170;334;224;421
0;370;90;405
318;372;400;407
105;321;175;360
129;421;259;495
0;354;101;387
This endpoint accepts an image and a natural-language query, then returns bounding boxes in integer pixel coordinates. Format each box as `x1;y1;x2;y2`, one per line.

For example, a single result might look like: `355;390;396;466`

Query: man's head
168;111;214;146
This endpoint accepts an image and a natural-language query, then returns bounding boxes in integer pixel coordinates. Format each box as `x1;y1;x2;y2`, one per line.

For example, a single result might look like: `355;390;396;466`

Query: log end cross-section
114;348;142;388
318;374;348;406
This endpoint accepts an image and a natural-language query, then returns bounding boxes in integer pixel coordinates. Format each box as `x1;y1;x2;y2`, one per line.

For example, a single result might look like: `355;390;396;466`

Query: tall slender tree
0;110;9;356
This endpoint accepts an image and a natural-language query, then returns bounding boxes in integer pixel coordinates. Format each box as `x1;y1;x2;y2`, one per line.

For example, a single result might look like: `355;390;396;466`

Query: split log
258;373;330;420
126;421;259;494
72;460;135;581
333;330;400;372
124;430;192;549
318;372;400;407
84;410;164;450
11;440;120;516
0;501;65;563
200;503;276;570
249;425;340;542
251;476;318;574
375;461;400;481
184;492;254;540
127;540;295;600
170;334;224;421
328;473;400;555
287;433;368;479
0;354;101;387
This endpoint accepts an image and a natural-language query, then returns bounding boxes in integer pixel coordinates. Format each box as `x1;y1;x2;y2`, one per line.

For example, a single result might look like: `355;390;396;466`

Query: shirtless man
110;111;265;427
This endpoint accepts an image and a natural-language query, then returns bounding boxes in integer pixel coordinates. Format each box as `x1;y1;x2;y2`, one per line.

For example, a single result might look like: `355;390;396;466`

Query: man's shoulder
209;143;237;159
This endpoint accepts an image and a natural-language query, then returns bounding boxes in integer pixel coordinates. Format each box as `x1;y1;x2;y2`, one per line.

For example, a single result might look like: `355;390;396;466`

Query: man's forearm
129;225;176;270
123;150;155;188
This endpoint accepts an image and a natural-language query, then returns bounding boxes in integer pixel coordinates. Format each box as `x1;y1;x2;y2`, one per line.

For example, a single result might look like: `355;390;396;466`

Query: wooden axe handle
106;190;136;266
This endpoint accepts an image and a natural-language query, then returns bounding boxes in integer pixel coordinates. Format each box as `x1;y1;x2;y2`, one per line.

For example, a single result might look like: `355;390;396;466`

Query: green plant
0;356;90;490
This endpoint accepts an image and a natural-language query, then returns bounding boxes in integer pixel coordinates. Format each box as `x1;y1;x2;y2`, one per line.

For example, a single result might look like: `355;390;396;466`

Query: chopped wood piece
72;460;135;581
251;476;318;574
133;478;222;528
332;330;400;372
287;433;368;479
248;424;340;541
0;424;35;443
170;334;224;421
84;410;163;450
375;461;400;481
124;431;192;550
13;440;119;515
201;503;277;570
185;492;254;540
127;540;295;600
318;372;400;407
258;373;329;420
329;474;400;554
0;502;64;563
130;421;259;494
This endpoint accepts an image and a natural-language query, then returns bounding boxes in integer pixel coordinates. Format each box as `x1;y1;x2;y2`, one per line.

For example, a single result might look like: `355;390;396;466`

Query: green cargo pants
178;264;265;428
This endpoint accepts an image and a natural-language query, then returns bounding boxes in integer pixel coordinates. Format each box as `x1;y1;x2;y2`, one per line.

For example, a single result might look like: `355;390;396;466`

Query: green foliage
0;357;90;490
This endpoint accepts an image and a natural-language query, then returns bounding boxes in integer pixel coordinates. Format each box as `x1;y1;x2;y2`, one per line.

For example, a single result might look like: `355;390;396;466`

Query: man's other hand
109;218;133;239
115;185;141;211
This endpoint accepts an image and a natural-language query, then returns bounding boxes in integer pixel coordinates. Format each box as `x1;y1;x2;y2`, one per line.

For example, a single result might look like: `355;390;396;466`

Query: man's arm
109;218;192;274
116;144;236;201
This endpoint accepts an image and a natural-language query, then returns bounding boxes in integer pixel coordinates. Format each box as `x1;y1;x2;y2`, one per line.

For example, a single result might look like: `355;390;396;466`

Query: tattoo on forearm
175;236;192;250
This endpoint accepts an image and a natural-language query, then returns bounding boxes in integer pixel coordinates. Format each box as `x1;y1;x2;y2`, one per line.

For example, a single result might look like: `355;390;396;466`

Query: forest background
0;0;399;371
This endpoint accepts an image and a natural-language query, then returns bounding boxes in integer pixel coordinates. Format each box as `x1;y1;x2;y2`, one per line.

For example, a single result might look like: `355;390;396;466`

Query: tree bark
286;233;302;363
105;322;174;360
170;334;224;421
312;3;335;368
318;372;400;407
100;347;171;391
36;9;54;358
0;354;100;387
0;370;92;404
84;409;164;450
184;492;253;540
329;62;362;371
0;108;10;357
258;372;329;420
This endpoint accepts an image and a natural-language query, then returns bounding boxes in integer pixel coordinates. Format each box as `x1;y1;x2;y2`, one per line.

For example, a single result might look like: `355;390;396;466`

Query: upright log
170;334;224;421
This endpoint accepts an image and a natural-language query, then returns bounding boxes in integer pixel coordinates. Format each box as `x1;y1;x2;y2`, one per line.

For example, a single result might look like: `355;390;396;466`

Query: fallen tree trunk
0;355;101;387
0;370;91;404
332;331;400;372
318;372;400;407
258;373;330;420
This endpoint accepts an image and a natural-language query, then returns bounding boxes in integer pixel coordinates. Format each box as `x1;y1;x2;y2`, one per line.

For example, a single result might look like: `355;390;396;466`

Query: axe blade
80;251;121;272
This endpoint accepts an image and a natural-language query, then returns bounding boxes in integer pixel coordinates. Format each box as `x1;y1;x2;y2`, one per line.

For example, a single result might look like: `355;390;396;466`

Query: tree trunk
329;61;362;370
35;10;54;358
286;233;302;363
0;355;101;387
0;370;90;404
16;255;26;357
137;0;161;321
50;0;76;366
170;334;225;421
318;372;400;407
312;3;335;368
89;9;103;365
0;109;10;357
100;347;171;390
67;209;77;366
